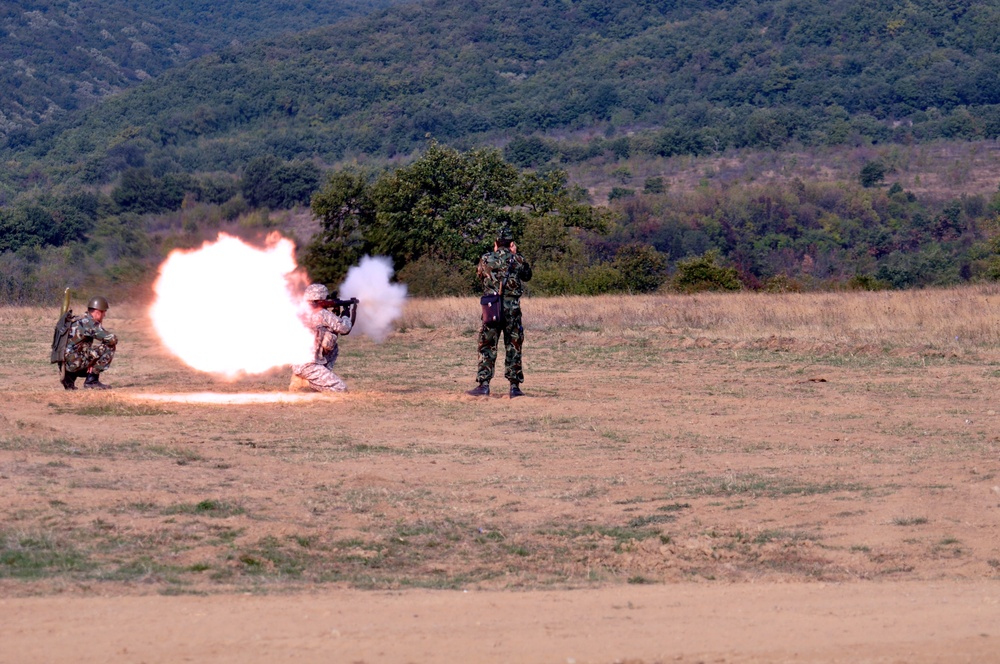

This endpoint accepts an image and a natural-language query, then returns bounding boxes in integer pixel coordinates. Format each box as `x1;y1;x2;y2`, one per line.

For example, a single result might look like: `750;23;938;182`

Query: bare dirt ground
1;292;999;662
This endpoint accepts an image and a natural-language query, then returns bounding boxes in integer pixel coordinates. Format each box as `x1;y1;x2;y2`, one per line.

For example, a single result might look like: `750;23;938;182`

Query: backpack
50;310;80;367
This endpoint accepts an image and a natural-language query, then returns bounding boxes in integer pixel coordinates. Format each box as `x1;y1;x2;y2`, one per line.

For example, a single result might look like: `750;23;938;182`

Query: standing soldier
291;284;353;393
467;227;532;398
63;296;117;390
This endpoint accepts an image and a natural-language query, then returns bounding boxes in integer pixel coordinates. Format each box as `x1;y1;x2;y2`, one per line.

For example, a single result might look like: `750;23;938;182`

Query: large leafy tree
366;142;524;266
301;170;377;286
303;143;606;291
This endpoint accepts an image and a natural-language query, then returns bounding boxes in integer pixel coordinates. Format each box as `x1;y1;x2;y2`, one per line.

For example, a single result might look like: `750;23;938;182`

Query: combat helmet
495;225;514;245
304;284;330;301
87;296;110;311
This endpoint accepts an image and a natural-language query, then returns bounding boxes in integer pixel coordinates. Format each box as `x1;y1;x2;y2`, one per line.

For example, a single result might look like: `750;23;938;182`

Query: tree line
3;142;1000;304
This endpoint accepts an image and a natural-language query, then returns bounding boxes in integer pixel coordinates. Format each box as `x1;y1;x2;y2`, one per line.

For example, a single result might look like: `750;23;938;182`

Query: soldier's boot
83;373;112;390
466;382;490;396
509;383;525;398
61;369;78;390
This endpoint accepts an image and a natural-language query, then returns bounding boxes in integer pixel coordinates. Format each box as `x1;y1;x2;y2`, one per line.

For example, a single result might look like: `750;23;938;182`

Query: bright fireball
149;232;314;378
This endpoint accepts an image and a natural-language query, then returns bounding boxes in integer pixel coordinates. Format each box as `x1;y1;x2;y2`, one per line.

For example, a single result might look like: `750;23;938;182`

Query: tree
859;160;887;188
301;170;377;285
366;142;523;267
303;143;608;291
241;156;321;209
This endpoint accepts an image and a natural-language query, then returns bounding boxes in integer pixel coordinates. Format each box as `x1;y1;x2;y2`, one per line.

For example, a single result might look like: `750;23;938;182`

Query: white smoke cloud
338;255;407;342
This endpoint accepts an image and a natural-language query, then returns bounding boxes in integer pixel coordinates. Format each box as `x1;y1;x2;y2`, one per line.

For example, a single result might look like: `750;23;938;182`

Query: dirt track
1;297;999;662
2;582;998;663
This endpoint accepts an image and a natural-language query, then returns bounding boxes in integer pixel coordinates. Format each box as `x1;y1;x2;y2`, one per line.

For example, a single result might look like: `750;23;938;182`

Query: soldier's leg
326;344;339;370
502;307;524;385
296;363;347;393
476;324;501;385
81;345;115;389
89;344;115;374
60;366;78;390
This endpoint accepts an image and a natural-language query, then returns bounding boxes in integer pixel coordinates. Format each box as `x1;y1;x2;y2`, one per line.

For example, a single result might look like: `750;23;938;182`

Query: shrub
672;251;741;292
397;256;477;296
612;243;667;293
608;187;635;202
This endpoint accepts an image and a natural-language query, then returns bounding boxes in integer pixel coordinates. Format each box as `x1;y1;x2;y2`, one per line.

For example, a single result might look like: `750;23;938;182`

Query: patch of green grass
892;516;929;526
627;575;656;584
745;529;814;545
234;535;311;578
163;499;244;518
613;496;648;505
207;526;244;544
0;436;80;455
681;471;871;499
99;556;189;583
0;532;93;579
50;400;174;417
543;523;662;548
627;514;677;527
141;444;206;463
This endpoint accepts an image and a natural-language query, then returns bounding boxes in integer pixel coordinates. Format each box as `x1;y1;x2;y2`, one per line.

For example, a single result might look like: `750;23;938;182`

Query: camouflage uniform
64;312;117;374
292;307;352;392
475;247;532;386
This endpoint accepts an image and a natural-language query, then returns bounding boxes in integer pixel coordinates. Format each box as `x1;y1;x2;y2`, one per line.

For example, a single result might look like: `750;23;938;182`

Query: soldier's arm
322;309;352;335
82;319;117;345
515;255;532;282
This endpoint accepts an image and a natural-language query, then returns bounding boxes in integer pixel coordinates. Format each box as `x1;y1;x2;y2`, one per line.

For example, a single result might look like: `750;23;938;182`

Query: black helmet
87;296;110;311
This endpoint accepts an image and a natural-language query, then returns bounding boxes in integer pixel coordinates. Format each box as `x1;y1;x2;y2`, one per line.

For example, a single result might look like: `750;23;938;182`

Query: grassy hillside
6;0;1000;188
0;0;406;140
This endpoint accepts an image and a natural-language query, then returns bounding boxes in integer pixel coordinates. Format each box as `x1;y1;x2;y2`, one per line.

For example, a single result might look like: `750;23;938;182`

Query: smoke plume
338;255;407;342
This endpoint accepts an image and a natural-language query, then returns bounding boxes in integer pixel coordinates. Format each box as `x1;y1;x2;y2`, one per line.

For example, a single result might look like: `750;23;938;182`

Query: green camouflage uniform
476;247;532;385
64;312;117;374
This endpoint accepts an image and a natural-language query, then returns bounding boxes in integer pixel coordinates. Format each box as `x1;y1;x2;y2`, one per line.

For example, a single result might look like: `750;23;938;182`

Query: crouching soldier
290;284;352;393
63;296;117;390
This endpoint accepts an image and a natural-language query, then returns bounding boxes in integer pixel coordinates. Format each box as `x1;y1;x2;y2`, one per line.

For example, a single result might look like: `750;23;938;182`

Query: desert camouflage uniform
476;247;532;385
292;308;352;392
64;312;117;374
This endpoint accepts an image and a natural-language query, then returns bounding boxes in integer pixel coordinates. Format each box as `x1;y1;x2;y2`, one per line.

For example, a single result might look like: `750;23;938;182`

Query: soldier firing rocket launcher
313;295;359;334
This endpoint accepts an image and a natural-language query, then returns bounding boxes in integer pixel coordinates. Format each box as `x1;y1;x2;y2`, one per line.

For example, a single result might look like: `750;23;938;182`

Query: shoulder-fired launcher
316;296;359;332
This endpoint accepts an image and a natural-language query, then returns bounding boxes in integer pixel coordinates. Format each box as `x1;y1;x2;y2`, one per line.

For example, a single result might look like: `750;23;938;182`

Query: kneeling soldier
290;284;353;393
63;296;117;390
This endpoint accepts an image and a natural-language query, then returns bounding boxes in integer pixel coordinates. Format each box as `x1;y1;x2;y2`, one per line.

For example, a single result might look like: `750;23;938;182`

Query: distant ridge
6;0;1000;183
0;0;407;138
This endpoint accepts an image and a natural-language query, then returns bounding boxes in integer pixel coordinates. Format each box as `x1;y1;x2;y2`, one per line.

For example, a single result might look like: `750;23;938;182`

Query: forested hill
0;0;406;139
7;0;1000;187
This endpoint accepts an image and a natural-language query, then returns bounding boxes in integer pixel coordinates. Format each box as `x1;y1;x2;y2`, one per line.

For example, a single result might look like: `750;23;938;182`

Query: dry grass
571;139;1000;204
401;284;1000;350
3;286;999;595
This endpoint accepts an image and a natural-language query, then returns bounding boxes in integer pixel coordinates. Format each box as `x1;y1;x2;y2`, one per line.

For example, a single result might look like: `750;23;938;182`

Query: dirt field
1;290;999;662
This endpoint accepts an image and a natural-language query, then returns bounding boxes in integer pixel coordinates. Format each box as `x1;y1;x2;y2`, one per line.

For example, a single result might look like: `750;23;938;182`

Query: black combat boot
60;369;78;390
509;383;524;398
83;373;112;390
466;382;490;396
